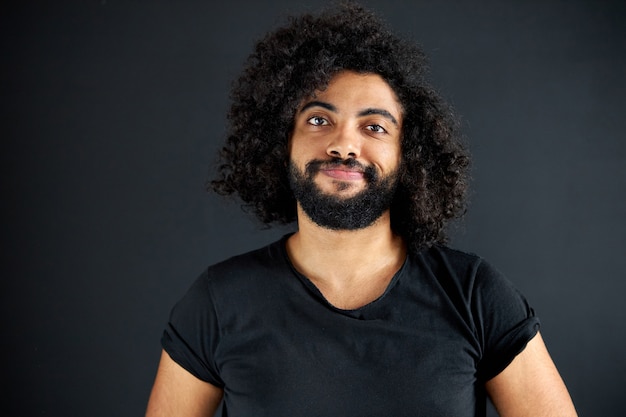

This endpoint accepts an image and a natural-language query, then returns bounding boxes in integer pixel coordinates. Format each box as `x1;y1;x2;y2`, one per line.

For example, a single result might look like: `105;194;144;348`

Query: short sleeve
161;270;224;387
472;260;540;381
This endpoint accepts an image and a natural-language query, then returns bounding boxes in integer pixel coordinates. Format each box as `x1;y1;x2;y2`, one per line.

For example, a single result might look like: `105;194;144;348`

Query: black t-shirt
162;236;539;416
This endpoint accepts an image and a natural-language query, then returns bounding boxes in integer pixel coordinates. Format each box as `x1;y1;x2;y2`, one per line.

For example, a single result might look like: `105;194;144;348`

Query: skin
286;71;406;310
145;350;223;417
145;71;577;416
486;333;578;416
290;72;403;200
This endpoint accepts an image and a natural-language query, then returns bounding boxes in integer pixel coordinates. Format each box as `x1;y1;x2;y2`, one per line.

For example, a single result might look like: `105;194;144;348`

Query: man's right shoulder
201;235;290;289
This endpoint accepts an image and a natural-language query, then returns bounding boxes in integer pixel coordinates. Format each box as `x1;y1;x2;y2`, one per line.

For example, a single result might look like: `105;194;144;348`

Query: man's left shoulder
416;244;484;270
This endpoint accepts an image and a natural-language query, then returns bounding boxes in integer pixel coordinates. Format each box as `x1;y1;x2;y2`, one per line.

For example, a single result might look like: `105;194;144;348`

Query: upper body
146;3;577;416
155;235;541;417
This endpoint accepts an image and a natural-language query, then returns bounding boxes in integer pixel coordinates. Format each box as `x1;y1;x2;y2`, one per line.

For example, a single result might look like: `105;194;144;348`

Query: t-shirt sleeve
161;270;225;387
472;259;540;381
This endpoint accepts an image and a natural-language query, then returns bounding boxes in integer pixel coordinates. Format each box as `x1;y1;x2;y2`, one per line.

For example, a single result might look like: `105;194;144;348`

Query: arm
145;350;224;417
485;332;577;417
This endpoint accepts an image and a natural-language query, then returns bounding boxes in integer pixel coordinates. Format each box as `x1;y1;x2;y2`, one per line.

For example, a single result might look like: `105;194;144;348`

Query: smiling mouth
320;167;364;180
305;158;376;183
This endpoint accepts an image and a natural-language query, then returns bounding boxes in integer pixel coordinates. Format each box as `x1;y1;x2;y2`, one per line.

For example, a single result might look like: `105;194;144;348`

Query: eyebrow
299;101;337;113
299;101;399;126
358;108;399;126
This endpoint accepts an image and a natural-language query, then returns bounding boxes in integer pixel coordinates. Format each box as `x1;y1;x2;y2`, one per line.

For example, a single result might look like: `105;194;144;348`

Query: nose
326;126;361;159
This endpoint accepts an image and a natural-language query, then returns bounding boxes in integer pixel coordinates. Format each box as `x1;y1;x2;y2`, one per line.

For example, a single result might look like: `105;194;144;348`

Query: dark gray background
2;1;624;416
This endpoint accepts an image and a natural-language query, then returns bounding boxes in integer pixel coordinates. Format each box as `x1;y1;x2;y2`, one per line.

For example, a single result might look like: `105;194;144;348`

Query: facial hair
288;158;399;230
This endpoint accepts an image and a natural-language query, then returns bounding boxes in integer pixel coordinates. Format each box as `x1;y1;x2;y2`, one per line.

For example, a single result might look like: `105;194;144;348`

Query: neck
285;206;406;309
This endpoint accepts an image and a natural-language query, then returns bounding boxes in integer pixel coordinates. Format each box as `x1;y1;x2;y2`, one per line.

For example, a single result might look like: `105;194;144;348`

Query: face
288;71;403;230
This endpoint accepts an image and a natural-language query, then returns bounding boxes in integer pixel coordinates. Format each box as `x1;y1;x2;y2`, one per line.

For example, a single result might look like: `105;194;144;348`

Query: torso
162;236;539;417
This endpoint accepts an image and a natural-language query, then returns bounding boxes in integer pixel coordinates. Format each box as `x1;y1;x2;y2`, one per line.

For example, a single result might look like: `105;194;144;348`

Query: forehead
302;71;403;117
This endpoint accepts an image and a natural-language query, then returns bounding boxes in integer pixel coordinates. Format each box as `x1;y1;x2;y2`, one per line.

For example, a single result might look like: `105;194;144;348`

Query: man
146;3;577;416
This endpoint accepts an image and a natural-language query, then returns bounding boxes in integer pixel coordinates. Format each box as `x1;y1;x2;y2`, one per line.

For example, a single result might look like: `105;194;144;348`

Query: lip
320;168;364;180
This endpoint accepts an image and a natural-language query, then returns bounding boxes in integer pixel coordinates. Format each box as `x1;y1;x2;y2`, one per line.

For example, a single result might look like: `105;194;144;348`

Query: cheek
288;140;311;167
390;140;403;164
287;133;301;159
287;140;301;161
289;134;326;162
372;144;402;169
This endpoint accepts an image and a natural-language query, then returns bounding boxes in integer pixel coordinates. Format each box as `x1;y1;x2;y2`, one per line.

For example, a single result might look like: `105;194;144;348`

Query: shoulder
415;244;511;282
197;235;292;296
207;237;286;276
170;235;292;318
410;244;529;312
412;245;484;285
413;245;539;372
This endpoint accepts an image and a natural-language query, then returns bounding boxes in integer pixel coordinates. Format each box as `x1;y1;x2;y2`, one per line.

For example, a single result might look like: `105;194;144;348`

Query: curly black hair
211;1;470;252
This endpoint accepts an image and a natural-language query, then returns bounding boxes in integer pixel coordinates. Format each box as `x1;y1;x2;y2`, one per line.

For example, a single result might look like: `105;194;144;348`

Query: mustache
304;158;378;182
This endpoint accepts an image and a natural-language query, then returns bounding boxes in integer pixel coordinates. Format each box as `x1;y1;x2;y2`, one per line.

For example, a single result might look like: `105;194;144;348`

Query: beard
288;158;399;230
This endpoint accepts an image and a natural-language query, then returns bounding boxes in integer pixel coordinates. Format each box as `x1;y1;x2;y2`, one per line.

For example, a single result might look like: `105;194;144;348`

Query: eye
366;124;387;134
307;116;329;126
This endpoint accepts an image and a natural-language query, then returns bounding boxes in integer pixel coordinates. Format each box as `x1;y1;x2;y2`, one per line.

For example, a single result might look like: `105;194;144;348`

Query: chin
319;180;364;195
